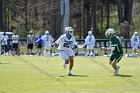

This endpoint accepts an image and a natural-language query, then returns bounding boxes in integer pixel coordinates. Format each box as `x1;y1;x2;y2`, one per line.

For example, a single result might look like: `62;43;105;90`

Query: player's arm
27;36;29;44
93;36;96;46
50;36;54;44
52;35;62;47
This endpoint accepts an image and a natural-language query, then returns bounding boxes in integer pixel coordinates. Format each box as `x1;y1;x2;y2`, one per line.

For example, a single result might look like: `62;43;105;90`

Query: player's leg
12;43;15;55
132;46;136;57
26;44;29;56
110;54;118;75
112;54;122;76
68;50;75;75
60;50;69;69
16;44;20;56
68;56;73;75
39;44;43;55
29;44;33;56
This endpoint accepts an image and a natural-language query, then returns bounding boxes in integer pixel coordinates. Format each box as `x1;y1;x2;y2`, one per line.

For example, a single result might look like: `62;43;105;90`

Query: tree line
0;0;134;39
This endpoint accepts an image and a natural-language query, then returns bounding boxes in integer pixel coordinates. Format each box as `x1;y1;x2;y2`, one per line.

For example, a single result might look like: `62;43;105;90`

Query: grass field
0;54;140;93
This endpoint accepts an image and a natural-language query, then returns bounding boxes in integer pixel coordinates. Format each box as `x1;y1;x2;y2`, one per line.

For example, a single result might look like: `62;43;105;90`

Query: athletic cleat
68;73;73;76
114;72;119;76
29;55;32;57
114;65;120;76
68;72;73;76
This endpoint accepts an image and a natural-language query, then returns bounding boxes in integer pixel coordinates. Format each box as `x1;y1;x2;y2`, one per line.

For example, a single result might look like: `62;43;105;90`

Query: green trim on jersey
110;35;123;55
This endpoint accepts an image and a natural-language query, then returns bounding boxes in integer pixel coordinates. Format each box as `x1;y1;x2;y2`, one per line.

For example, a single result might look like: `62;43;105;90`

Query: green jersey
110;35;123;55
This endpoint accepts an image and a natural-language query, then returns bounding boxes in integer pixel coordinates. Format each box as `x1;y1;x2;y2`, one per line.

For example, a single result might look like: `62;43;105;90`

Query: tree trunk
106;1;110;29
24;0;28;31
0;0;3;31
124;0;133;24
100;0;103;32
92;0;97;38
117;0;123;24
3;0;7;32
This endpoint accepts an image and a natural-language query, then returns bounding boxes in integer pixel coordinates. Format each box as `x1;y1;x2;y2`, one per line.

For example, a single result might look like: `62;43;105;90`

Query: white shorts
60;50;75;61
132;45;138;50
44;45;51;50
87;44;94;50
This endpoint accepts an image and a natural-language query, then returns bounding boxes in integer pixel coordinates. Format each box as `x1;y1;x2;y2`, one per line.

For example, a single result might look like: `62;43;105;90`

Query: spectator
12;32;20;56
35;32;43;55
26;31;34;56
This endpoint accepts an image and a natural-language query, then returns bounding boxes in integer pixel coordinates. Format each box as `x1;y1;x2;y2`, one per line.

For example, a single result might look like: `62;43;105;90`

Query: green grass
0;55;140;93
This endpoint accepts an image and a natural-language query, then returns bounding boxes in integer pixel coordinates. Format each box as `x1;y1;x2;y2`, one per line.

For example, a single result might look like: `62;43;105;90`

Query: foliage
1;0;139;39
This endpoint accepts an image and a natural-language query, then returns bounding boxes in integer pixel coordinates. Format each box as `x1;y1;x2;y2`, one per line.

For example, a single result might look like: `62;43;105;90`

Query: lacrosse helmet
88;31;92;36
45;31;49;35
105;28;115;38
134;32;138;35
65;27;74;35
29;31;32;34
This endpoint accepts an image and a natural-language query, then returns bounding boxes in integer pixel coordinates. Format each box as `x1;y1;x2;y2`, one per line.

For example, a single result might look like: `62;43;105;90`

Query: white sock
69;70;72;74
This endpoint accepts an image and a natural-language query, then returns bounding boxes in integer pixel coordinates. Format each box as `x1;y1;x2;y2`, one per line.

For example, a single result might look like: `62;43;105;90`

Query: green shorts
110;53;123;63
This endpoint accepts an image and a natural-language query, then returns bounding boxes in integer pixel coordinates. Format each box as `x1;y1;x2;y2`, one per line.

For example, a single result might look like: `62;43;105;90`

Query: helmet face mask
69;31;73;35
105;28;115;38
65;27;74;36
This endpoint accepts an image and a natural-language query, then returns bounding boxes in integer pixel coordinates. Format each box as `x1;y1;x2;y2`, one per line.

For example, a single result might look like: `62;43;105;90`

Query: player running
54;27;77;76
104;28;123;76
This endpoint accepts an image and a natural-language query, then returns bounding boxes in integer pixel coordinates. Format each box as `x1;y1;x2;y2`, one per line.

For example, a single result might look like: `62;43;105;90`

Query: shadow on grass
0;62;10;64
60;74;88;77
118;74;132;77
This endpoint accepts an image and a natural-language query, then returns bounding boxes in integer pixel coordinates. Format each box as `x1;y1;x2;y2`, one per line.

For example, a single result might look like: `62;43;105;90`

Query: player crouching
105;28;123;76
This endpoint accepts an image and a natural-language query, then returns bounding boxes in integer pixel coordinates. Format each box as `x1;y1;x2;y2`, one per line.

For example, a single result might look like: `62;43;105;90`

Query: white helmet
29;31;32;34
65;27;74;35
88;31;92;36
134;32;138;35
105;28;115;38
45;31;49;35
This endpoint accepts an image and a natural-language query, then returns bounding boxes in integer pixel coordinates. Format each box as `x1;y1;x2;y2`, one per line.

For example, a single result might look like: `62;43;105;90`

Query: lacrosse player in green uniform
105;28;123;76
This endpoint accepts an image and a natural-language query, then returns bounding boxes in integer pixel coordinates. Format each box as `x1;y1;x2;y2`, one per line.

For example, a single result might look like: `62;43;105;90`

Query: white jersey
0;33;3;41
55;34;77;51
12;35;19;43
2;35;8;45
85;35;95;45
131;35;139;47
41;35;54;49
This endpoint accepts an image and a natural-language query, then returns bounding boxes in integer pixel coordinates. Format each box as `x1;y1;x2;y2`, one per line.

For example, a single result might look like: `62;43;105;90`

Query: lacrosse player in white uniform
131;32;139;57
54;27;77;76
0;32;3;54
84;31;95;57
40;31;54;56
2;32;9;54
